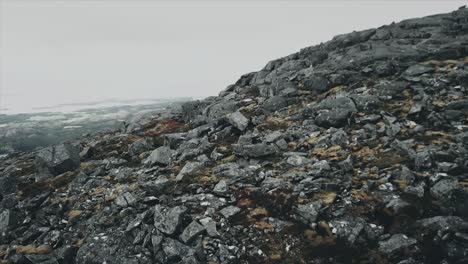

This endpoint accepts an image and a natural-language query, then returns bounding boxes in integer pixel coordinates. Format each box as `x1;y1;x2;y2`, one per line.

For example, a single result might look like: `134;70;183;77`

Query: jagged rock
0;209;18;234
220;206;241;219
180;220;205;244
379;234;417;255
416;216;468;233
163;133;187;149
35;143;81;181
176;161;202;181
286;154;310;166
154;205;187;235
128;137;153;156
114;192;137;207
162;237;199;263
226;111;249;131
262;96;288;111
295;201;322;225
430;178;458;200
213;180;228;196
199;217;219;237
140;177;171;194
0;175;17;196
233;143;277;158
144;146;174;166
404;64;434;76
330;217;365;245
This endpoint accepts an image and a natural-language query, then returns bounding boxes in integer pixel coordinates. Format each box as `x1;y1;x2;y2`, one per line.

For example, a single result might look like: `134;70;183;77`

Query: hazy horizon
1;0;466;114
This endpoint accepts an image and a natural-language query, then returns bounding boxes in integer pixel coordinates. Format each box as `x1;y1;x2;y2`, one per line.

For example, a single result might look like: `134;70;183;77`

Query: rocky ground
1;7;468;264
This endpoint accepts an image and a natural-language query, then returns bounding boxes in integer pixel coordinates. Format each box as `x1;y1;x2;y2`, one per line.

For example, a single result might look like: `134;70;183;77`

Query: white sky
1;0;466;113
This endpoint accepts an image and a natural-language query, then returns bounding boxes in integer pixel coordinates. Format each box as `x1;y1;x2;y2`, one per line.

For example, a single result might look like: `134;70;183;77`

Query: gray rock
176;161;202;181
140;177;172;194
114;192;137;207
315;109;352;128
180;220;205;244
152;234;164;255
430;178;458;199
416;216;468;232
220;206;241;219
163;133;187;149
404;64;434;76
310;160;331;171
154;205;187;235
264;131;284;143
213;180;228;196
162;237;198;262
286;154;310;166
330;217;365;244
379;234;417;255
144;146;174;166
0;209;18;234
128;138;153;156
199;217;219;237
226;111;249;131
414;150;432;170
262;96;288;111
295;201;322;225
233;143;277;158
0;175;17;196
35;143;81;181
330;129;349;146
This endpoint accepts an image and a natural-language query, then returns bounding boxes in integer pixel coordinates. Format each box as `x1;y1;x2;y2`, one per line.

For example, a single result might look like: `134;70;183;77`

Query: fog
1;0;465;114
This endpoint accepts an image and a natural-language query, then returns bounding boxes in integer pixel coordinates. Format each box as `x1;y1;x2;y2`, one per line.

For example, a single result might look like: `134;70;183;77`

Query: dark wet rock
180;220;205;244
154;205;187;235
144;146;174;166
35;143;80;181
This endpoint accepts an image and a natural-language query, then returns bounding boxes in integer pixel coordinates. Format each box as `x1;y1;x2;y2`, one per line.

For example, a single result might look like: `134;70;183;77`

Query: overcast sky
1;0;466;114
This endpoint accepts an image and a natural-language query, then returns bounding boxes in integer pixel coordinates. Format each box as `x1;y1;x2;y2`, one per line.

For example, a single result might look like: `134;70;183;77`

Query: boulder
179;220;206;244
154;205;187;235
35;143;81;181
144;146;174;166
226;111;249;131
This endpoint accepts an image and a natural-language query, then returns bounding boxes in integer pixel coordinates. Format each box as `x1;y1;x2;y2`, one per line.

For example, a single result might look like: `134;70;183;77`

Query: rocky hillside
1;7;468;264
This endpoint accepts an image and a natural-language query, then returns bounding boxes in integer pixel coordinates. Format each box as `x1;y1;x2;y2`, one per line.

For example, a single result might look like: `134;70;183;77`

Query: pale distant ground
0;98;190;154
